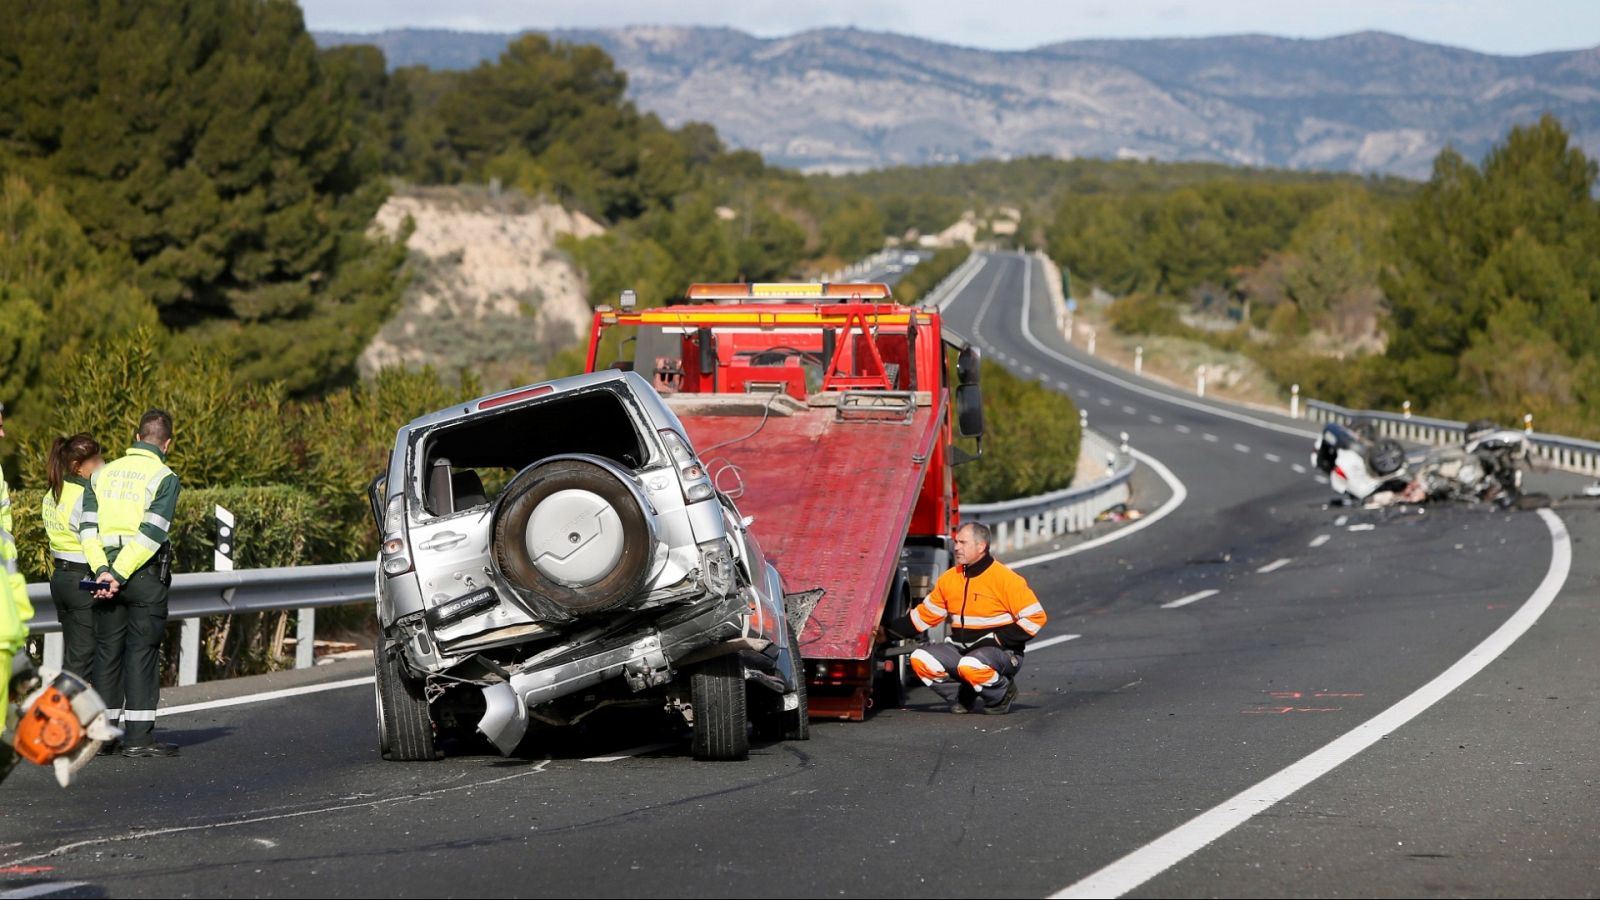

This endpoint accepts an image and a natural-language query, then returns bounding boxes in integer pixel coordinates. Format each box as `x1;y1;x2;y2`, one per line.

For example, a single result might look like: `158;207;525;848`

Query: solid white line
1203;433;1219;442
160;676;374;717
0;885;92;899
1160;589;1219;610
1264;453;1281;463
1029;634;1082;651
1174;424;1191;434
1007;253;1318;439
1255;558;1292;574
1010;447;1188;570
1233;443;1251;454
1308;534;1331;548
581;742;676;762
932;256;989;312
1052;509;1571;899
1291;463;1307;474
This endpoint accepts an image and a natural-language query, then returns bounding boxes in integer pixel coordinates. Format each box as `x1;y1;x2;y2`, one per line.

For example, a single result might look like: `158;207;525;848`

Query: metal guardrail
961;429;1135;554
1305;400;1600;477
919;252;984;311
26;562;376;685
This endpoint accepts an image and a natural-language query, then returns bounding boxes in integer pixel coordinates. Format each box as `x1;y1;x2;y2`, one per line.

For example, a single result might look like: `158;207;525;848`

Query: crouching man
882;522;1047;714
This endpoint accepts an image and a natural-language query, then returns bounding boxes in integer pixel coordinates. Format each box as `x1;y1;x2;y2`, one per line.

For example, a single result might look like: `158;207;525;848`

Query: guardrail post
1290;384;1300;419
1087;328;1096;356
43;633;63;672
1080;409;1088;432
296;608;316;670
1525;413;1534;434
1134;346;1143;374
1403;400;1411;419
1120;431;1130;453
1196;366;1207;398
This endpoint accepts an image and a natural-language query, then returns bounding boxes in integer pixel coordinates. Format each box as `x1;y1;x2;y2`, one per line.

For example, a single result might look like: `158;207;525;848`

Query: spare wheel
494;458;654;615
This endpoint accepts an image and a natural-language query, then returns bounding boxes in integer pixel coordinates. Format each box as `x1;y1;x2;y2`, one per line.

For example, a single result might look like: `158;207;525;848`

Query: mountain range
314;26;1600;177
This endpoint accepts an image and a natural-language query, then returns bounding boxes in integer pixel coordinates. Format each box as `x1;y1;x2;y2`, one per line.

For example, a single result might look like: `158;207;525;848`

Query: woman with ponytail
41;434;105;678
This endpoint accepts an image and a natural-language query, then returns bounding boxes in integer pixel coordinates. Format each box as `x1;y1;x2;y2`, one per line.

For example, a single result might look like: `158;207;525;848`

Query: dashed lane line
1233;443;1251;454
1160;590;1219;610
1291;463;1307;474
1175;425;1191;434
1053;510;1571;899
1308;534;1331;548
1264;453;1281;463
1203;433;1219;442
1029;634;1083;651
1148;415;1164;425
1255;558;1293;574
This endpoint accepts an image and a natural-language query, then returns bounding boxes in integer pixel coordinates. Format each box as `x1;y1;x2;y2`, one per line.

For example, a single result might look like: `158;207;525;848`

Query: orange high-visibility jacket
896;555;1046;651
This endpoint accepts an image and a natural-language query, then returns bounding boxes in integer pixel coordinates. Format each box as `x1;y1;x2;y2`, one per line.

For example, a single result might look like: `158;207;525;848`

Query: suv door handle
418;531;467;551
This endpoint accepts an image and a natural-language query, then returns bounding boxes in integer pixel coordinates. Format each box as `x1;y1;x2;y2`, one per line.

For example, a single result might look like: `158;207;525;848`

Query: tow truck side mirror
956;346;981;386
956;384;984;438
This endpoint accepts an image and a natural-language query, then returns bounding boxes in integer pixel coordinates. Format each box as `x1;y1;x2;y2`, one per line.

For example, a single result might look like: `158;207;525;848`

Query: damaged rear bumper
476;592;750;754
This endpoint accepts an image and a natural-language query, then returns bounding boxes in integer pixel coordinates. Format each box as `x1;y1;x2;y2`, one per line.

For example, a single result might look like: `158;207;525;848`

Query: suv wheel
690;654;749;761
375;632;440;761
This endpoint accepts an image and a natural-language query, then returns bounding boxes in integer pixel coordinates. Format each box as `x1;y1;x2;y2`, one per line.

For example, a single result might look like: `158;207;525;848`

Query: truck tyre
493;458;653;616
690;654;749;761
375;634;440;762
874;584;912;709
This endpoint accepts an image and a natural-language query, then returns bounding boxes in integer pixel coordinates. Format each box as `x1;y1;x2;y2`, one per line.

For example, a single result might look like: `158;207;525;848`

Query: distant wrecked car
367;370;806;762
1313;418;1534;508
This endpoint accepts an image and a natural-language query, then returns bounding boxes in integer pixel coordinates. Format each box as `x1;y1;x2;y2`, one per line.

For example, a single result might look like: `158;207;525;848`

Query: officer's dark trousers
93;566;168;742
50;563;97;678
908;642;1021;711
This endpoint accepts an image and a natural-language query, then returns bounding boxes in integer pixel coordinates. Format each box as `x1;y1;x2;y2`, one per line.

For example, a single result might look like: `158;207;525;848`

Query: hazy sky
299;0;1600;55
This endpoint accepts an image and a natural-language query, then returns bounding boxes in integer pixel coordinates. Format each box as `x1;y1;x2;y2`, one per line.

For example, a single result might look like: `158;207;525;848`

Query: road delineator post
1196;365;1207;398
1290;384;1300;419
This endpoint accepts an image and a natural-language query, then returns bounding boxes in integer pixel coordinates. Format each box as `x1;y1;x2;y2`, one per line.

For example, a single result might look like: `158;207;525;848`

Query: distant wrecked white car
368;371;806;762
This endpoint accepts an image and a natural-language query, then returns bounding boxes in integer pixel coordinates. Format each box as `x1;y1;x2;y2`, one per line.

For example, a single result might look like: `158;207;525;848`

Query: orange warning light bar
686;282;893;302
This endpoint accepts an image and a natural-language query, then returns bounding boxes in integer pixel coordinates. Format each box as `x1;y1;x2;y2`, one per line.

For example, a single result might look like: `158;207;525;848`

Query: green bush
894;246;973;305
958;359;1080;503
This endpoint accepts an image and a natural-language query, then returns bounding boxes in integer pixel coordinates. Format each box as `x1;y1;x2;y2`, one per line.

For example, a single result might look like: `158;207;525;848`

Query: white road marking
1291;463;1307;474
1007;253;1318;440
931;255;989;311
1233;443;1251;454
0;885;92;899
1148;415;1163;424
1308;534;1330;548
0;761;555;870
1077;389;1090;398
1160;590;1219;610
1053;510;1571;899
1334;515;1349;526
1203;433;1219;442
1175;424;1191;434
1029;634;1083;651
1122;405;1137;415
1255;558;1293;574
160;676;375;717
581;742;676;763
1023;365;1035;374
1099;397;1113;407
1011;448;1187;570
1057;381;1071;390
1264;453;1281;463
1314;475;1329;484
1348;523;1376;532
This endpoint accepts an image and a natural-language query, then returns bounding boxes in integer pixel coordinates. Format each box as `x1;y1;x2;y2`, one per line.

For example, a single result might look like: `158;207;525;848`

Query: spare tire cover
494;458;654;616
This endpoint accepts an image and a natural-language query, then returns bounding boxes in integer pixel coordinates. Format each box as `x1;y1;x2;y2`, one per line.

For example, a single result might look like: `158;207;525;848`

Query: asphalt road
3;252;1595;899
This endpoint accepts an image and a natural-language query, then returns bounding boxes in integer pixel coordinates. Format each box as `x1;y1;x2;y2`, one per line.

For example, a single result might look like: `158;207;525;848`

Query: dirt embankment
361;187;604;387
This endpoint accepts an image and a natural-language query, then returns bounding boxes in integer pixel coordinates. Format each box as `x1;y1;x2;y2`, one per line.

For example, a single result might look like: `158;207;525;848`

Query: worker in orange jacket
882;521;1046;714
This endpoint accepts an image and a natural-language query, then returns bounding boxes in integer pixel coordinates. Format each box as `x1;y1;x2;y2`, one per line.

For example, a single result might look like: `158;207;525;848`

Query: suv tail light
380;494;413;576
658;429;715;502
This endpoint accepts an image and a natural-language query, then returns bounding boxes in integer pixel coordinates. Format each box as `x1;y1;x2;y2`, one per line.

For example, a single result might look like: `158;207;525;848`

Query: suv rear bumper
476;591;751;754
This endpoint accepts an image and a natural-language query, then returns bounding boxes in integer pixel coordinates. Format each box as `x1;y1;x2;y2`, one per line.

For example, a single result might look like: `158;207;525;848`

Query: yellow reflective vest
80;443;180;581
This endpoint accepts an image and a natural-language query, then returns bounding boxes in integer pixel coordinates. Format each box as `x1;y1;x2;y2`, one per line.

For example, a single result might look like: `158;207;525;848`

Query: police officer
880;522;1047;714
0;402;14;547
81;410;181;758
0;401;35;776
42;434;105;679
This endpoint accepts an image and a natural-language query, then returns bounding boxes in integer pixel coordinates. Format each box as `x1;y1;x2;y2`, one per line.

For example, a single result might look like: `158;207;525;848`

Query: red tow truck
584;282;983;720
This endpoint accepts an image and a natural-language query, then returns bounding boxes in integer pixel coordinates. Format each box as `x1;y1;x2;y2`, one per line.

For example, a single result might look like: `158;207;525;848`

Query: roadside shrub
958;359;1080;503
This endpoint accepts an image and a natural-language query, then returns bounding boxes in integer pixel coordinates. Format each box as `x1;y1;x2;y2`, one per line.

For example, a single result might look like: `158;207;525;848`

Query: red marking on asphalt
1241;706;1344;715
0;865;56;874
1314;692;1364;698
1268;691;1303;699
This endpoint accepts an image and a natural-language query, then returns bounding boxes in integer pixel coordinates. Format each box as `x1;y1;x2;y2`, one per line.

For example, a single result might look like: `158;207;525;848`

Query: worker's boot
122;741;179;758
983;681;1018;715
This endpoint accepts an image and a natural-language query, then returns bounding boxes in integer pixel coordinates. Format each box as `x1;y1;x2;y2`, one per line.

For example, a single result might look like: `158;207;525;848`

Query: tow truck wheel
690;655;749;761
375;633;440;762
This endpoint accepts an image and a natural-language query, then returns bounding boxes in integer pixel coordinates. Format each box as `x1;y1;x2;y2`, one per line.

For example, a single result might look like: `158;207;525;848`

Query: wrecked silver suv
368;370;806;761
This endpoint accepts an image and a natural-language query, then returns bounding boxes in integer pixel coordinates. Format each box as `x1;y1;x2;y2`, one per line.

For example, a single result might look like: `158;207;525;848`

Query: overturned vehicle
1313;418;1532;507
367;371;807;762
